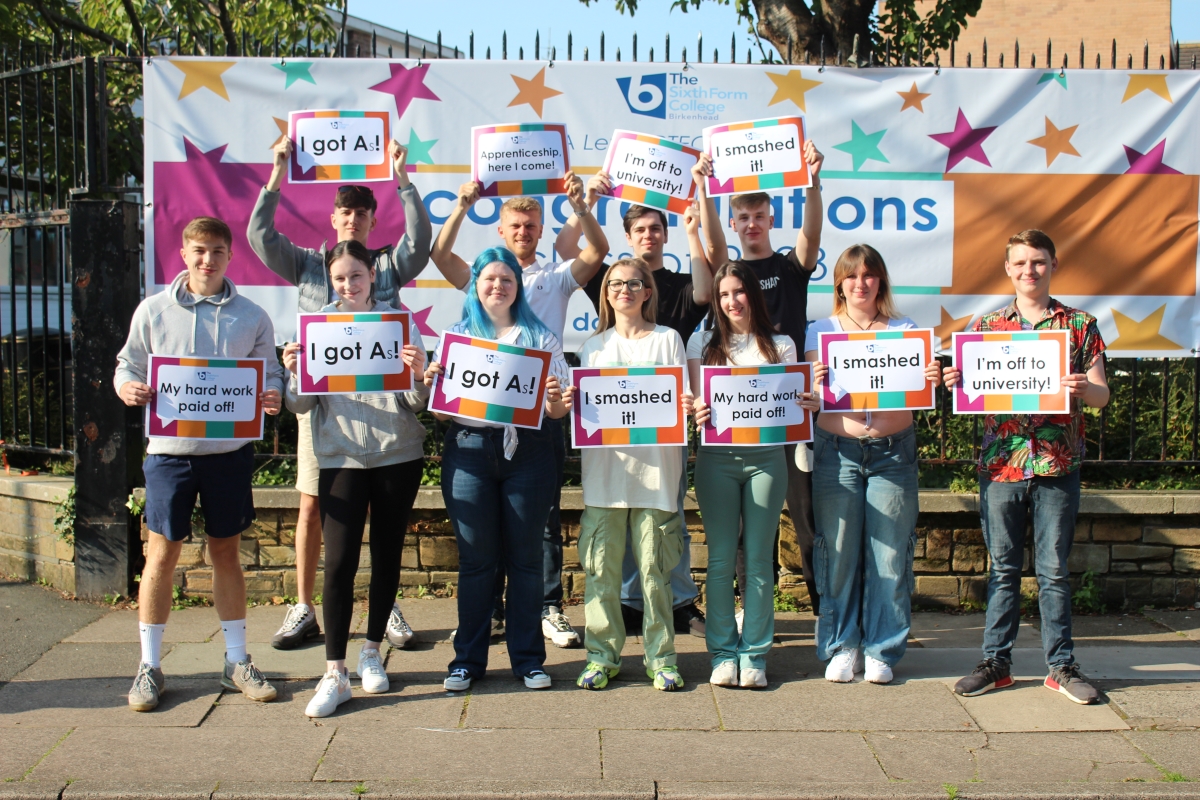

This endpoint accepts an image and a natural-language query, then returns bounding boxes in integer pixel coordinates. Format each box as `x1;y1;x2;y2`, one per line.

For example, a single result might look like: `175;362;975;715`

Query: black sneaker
620;603;644;635
674;603;706;637
271;603;320;650
1045;663;1100;705
953;658;1014;697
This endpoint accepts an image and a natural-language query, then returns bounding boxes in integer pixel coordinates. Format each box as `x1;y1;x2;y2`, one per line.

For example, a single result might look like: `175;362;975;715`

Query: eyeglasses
606;278;646;292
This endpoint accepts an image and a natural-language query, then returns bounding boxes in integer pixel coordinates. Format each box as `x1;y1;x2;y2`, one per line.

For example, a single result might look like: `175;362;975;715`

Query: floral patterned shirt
973;299;1106;482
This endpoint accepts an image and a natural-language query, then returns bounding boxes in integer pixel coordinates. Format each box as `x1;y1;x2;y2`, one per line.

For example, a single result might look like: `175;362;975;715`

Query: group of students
114;133;1112;718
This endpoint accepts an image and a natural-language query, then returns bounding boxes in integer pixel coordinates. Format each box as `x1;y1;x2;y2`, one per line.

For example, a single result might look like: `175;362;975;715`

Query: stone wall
0;475;75;594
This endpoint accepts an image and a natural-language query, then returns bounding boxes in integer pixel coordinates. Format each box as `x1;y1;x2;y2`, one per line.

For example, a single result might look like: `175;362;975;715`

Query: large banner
145;58;1200;355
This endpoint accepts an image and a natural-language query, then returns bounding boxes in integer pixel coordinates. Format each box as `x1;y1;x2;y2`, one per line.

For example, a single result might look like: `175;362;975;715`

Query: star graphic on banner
896;82;931;112
1037;72;1068;89
401;303;437;337
273;61;316;89
934;307;975;351
369;63;441;120
765;70;823;112
929;109;997;171
508;67;563;118
1123;139;1182;174
168;59;235;101
269;117;288;149
1028;118;1080;166
405;129;437;165
1122;74;1172;103
1108;305;1181;351
833;121;889;171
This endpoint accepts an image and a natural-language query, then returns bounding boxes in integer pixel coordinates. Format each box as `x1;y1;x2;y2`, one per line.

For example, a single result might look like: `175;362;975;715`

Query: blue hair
460;247;552;348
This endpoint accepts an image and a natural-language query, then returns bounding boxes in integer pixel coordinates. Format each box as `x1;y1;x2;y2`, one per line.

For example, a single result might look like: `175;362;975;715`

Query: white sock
139;622;165;668
222;619;248;664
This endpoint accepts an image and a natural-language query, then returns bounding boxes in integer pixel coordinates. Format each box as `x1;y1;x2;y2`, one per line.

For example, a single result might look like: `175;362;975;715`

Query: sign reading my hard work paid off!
289;110;391;183
297;311;412;394
570;366;687;448
602;130;700;214
471;123;570;197
147;355;265;440
703;116;811;196
430;332;552;429
953;330;1070;414
818;329;935;412
701;364;813;446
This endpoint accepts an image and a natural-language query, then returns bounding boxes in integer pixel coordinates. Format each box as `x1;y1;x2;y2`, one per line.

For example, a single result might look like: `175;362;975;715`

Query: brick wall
0;476;75;594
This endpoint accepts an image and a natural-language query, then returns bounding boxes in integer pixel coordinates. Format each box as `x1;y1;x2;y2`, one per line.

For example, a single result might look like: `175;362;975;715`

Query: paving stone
60;781;213;800
15;643;145;681
1143;610;1200;643
0;727;70;780
864;731;986;782
1124;730;1200;780
954;682;1128;732
214;780;656;799
1056;614;1195;647
601;730;886;782
1;581;108;682
908;612;1039;649
1107;686;1200;728
0;782;69;800
62;607;221;644
0;678;220;728
974;731;1160;782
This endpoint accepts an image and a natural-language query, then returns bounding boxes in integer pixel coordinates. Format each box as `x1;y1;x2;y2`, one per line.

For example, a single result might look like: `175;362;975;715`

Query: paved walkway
2;578;1200;799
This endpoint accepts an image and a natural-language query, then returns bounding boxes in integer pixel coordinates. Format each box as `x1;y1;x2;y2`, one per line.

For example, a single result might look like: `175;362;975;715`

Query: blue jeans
980;470;1081;669
813;426;918;667
620;447;699;610
443;423;554;678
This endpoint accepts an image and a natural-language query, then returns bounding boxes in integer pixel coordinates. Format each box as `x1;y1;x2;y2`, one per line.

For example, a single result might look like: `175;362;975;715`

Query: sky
351;0;1200;58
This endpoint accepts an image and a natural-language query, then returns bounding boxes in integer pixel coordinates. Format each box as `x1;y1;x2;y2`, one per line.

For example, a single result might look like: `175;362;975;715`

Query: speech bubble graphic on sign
953;330;1069;414
703;116;811;196
431;332;552;429
571;366;686;448
702;364;812;446
297;311;412;394
147;355;265;440
818;329;935;412
471;123;570;196
289;110;391;184
602;130;699;215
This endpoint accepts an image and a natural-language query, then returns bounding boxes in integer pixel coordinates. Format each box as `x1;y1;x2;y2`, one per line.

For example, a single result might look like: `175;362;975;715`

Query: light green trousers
579;506;684;672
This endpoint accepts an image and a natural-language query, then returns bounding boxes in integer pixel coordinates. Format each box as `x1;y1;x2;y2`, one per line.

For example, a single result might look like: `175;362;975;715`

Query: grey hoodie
114;271;286;456
285;301;430;470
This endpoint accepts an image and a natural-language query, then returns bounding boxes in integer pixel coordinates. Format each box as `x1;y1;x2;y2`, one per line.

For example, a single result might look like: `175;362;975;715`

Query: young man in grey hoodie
247;138;431;650
116;216;286;712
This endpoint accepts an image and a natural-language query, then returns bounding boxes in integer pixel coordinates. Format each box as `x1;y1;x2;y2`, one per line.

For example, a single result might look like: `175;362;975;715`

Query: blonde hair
181;216;232;247
729;192;772;213
831;244;901;321
595;258;657;335
500;197;543;218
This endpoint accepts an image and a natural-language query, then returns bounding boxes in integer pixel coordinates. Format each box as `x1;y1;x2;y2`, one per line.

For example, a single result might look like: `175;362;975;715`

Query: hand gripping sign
818;329;936;412
430;332;552;429
570;366;687;448
701;364;813;446
952;330;1070;414
471;123;570;197
147;355;265;440
297;312;412;394
289;110;391;184
602;130;699;215
703;116;811;196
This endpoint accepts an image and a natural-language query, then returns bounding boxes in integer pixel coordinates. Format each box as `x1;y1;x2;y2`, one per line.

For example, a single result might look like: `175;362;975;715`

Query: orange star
897;82;931;113
1121;74;1172;103
1027;117;1081;166
270;117;288;149
1107;305;1182;351
169;59;235;101
508;67;563;118
934;306;974;352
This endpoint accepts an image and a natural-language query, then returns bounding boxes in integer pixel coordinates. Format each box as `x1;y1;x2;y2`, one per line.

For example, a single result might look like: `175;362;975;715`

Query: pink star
1123;140;1182;175
929;109;997;171
401;303;437;337
368;64;440;120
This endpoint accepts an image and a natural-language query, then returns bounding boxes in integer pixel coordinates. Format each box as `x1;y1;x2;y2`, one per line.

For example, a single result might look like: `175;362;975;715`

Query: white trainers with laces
386;602;414;648
740;667;768;689
305;669;352;718
825;649;863;683
709;661;738;687
541;607;581;648
356;646;389;693
864;655;894;684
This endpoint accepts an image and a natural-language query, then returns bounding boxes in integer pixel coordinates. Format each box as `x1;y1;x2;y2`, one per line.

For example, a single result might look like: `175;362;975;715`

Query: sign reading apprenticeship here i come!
703;116;811;196
701;363;813;446
570;366;687;448
818;329;935;412
430;332;552;430
288;110;391;184
952;330;1070;415
297;311;412;394
471;123;570;197
602;130;699;214
147;355;266;440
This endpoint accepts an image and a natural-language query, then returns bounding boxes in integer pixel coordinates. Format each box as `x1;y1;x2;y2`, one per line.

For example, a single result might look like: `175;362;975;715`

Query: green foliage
54;486;76;545
126;493;145;518
171;584;210;610
1072;570;1105;614
773;585;803;612
352;783;368;796
943;784;959;800
959;596;986;612
876;0;984;64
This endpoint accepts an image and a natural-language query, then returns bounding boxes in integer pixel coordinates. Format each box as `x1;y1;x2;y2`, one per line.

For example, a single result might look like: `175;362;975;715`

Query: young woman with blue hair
424;247;572;691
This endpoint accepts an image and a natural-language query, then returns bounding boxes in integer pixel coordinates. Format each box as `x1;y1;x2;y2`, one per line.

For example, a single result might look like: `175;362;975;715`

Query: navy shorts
143;443;256;541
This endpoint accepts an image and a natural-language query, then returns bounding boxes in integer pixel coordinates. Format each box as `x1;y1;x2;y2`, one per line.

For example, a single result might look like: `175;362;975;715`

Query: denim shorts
143;443;256;541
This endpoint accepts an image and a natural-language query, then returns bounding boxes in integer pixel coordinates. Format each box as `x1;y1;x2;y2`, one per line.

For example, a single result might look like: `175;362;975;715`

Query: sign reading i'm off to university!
953;330;1070;414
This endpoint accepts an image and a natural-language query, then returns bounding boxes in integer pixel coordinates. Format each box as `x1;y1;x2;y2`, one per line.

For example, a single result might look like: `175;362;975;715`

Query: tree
581;0;984;65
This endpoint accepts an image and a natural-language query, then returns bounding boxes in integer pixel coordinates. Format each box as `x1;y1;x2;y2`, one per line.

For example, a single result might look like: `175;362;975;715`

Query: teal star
405;129;438;165
832;120;889;172
1037;72;1068;89
273;61;315;89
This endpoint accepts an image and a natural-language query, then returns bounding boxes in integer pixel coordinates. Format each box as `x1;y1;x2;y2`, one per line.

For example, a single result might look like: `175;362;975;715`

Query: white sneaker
541;607;581;648
825;649;862;683
734;608;744;634
740;667;768;689
709;661;738;687
356;646;389;693
305;669;352;718
386;602;414;648
523;669;552;689
864;655;893;684
444;668;472;692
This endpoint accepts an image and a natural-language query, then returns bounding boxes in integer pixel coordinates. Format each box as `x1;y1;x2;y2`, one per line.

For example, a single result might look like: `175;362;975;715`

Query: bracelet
573;205;591;218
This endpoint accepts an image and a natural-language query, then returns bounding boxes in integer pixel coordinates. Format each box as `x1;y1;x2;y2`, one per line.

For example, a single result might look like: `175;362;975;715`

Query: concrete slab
773;612;818;646
601;730;886;782
29;726;332;783
0;727;71;780
909;612;1039;649
14;643;145;681
60;781;213;800
897;647;1200;682
314;727;601;781
954;682;1129;732
713;679;979;731
974;731;1161;782
0;678;219;728
1143;611;1200;643
0;782;69;800
864;731;986;783
1106;685;1200;728
1124;731;1200;781
1040;614;1195;647
62;607;221;644
214;779;656;799
1;581;107;681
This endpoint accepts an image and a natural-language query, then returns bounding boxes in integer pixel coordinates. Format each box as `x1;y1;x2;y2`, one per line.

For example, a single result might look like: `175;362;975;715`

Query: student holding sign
805;245;942;685
688;262;809;688
568;257;692;692
281;240;430;718
116;217;285;712
425;247;572;692
249;138;430;654
944;230;1109;706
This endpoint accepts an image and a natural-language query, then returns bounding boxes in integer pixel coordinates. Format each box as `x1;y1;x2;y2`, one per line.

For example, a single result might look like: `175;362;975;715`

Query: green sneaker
576;662;618;690
650;665;685;692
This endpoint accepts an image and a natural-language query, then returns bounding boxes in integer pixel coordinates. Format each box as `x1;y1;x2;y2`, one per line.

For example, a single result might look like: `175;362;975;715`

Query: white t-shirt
522;258;580;341
804;315;918;355
577;325;687;513
685;330;798;365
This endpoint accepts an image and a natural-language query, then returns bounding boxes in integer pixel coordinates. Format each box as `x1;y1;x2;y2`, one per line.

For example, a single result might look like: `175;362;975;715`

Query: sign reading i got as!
147;355;265;440
570;366;687;448
430;332;552;429
701;363;812;446
289;110;391;184
818;328;935;412
298;311;412;394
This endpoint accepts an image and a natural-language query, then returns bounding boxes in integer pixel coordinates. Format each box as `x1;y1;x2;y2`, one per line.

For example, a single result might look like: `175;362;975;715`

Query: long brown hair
703;262;781;366
831;244;900;321
594;258;658;336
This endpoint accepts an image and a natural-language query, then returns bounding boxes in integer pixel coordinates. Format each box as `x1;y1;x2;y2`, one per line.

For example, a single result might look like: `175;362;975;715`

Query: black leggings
319;459;423;660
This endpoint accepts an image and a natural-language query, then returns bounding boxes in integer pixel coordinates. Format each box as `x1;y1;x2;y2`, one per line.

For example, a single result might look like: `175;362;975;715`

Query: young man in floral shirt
944;229;1110;705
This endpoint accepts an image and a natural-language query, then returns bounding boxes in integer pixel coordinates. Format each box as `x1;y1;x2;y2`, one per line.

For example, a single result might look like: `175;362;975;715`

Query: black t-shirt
583;266;709;346
736;249;812;350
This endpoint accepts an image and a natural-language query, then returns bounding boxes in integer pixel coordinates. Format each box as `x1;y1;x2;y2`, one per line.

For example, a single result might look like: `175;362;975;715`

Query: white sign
300;317;409;387
439;341;545;410
960;339;1062;402
575;372;679;437
603;130;699;208
823;335;928;400
707;370;808;435
155;365;260;422
294;116;386;172
707;121;803;183
472;126;568;187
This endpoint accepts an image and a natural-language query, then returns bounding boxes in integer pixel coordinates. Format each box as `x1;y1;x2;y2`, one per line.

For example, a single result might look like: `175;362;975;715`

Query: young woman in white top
568;257;692;692
804;244;942;684
689;262;804;689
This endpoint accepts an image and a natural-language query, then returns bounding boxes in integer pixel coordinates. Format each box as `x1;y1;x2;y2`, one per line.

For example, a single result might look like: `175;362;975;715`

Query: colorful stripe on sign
288;110;391;183
431;333;552;429
701;363;813;446
297;312;413;395
818;329;935;411
570;365;687;448
147;356;265;439
471;123;570;197
952;330;1070;414
604;131;699;215
703;116;811;196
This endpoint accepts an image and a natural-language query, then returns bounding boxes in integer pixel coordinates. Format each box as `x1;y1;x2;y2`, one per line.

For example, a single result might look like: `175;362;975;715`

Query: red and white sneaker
953;658;1014;697
1044;663;1100;705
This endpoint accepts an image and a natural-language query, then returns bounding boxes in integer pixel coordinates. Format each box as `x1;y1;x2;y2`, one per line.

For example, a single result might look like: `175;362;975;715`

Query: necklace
844;310;881;331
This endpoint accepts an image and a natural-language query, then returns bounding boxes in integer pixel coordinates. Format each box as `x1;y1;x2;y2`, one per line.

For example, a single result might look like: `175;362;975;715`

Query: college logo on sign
616;74;667;119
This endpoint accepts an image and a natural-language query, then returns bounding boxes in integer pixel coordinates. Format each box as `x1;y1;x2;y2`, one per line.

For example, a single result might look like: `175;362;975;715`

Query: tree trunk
751;0;873;63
